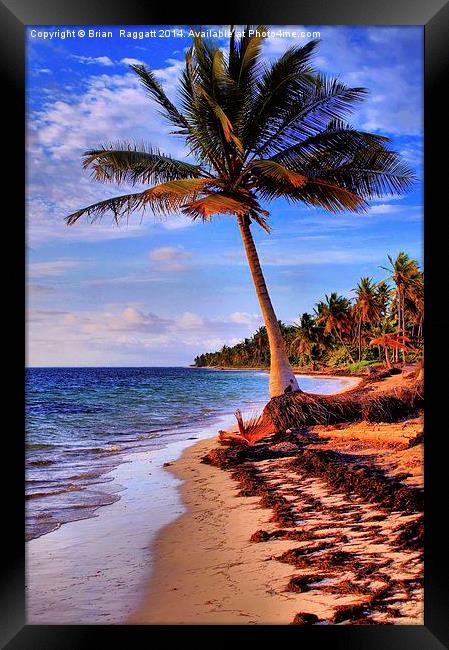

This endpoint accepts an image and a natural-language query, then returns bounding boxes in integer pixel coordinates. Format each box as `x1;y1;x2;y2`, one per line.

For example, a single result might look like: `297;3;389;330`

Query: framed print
1;0;448;647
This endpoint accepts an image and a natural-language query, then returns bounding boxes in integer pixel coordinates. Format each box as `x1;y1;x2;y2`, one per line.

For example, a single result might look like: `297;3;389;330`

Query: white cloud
148;246;192;272
120;57;145;66
72;55;114;66
27;63;192;247
28;260;83;277
149;246;190;261
176;311;204;329
122;306;146;324
369;204;402;215
152;58;185;100
27;304;264;366
229;311;258;324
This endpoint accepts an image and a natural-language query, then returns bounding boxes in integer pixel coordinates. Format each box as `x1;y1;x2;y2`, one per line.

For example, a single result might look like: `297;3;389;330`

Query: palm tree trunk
334;328;356;364
417;346;424;382
401;297;406;364
358;318;362;362
395;301;400;363
238;215;301;397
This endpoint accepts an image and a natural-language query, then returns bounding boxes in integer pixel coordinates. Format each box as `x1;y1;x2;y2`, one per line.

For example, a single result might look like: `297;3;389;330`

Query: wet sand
131;374;423;625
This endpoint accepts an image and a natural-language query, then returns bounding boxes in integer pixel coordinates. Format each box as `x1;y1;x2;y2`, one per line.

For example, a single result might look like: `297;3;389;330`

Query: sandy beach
131;371;423;625
25;372;355;624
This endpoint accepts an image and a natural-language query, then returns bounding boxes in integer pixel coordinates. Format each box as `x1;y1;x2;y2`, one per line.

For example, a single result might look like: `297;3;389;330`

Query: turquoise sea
26;367;350;541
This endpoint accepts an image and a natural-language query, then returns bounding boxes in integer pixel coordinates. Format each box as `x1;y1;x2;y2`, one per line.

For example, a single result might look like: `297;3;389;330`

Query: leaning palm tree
65;28;414;397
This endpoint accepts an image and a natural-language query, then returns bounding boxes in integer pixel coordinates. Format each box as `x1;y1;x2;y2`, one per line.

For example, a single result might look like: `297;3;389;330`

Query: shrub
327;346;352;367
346;360;378;373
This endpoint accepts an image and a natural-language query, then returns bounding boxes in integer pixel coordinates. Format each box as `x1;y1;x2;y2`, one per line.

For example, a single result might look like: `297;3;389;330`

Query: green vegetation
346;361;382;374
194;252;423;371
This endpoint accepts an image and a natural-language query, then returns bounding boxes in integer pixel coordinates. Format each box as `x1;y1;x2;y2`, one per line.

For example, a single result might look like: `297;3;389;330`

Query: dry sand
130;437;315;624
130;371;423;625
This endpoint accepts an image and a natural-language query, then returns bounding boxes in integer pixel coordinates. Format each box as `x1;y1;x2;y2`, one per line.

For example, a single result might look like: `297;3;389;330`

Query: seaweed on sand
291;612;320;625
286;574;328;593
287;449;424;514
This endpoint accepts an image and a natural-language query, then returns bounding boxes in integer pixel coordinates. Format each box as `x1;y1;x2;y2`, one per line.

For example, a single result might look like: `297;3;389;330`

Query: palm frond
196;86;243;153
273;134;415;200
143;178;214;215
83;144;202;186
272;120;389;167
253;172;367;212
182;192;249;220
312;148;416;198
248;159;307;188
226;26;266;137
254;76;368;158
233;26;266;89
241;41;319;151
179;49;230;172
249;210;271;233
65;192;148;225
130;64;190;134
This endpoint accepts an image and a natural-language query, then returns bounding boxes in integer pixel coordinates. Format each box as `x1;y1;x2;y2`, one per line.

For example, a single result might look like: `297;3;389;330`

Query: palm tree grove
66;28;416;396
194;251;424;372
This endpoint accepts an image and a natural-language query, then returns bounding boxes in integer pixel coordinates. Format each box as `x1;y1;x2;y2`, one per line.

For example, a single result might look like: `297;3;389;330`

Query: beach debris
333;604;370;624
202;374;423;625
287;450;424;513
267;442;298;455
286;574;328;593
218;409;277;446
407;431;424;447
291;612;320;625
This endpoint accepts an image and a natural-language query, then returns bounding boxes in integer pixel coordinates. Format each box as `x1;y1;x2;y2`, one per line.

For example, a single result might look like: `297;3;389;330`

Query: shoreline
26;372;417;624
26;412;235;624
28;374;350;623
131;372;423;625
195;365;368;377
129;436;308;624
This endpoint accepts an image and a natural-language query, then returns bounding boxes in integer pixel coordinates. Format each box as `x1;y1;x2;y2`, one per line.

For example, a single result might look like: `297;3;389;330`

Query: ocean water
26;367;349;542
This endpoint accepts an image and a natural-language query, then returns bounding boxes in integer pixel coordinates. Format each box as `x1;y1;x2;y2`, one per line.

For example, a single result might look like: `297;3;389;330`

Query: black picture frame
2;0;448;647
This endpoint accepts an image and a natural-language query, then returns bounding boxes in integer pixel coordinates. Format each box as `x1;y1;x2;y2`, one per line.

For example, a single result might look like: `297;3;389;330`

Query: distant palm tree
252;326;269;366
315;293;355;363
353;277;382;361
370;333;410;368
384;252;422;363
290;312;321;366
376;280;391;318
65;28;414;397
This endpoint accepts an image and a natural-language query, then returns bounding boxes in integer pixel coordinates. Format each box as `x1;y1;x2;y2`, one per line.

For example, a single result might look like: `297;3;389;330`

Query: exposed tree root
217;377;423;448
264;380;423;432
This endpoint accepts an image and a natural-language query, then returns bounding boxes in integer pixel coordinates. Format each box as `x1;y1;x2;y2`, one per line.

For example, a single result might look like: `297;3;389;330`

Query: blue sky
26;25;423;366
